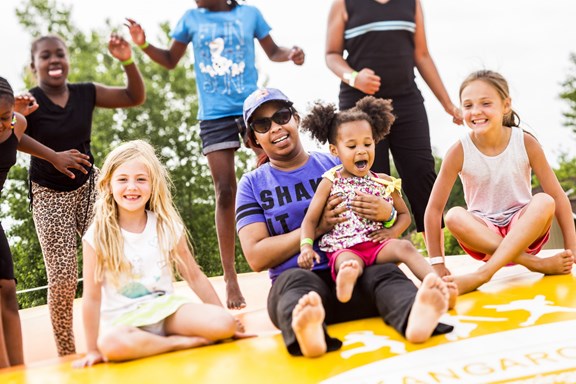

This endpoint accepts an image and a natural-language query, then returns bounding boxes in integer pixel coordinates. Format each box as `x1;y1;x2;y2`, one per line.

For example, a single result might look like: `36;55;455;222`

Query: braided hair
0;77;15;104
301;96;395;146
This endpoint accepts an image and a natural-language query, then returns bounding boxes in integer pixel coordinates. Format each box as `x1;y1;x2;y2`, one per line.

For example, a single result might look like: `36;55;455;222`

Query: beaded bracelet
300;238;314;248
138;41;150;50
121;57;134;66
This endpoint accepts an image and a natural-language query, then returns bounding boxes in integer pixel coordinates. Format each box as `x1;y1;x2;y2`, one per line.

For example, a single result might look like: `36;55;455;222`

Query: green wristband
138;41;149;50
383;207;397;228
120;57;134;66
300;238;314;248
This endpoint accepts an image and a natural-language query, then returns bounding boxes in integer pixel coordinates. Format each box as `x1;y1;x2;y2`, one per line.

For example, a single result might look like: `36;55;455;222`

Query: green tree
560;53;576;135
3;0;252;308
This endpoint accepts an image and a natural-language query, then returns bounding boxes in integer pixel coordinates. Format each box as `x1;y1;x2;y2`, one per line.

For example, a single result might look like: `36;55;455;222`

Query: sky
1;0;575;166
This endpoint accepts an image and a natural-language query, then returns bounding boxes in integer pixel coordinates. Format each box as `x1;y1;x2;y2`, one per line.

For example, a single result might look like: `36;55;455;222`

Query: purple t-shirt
236;152;340;282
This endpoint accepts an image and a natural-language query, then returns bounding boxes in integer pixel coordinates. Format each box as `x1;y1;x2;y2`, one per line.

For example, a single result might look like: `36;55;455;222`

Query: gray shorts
199;116;243;155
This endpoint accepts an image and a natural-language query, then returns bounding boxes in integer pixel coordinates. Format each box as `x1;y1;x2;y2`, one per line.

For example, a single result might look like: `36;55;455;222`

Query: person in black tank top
326;0;462;233
23;34;145;357
0;77;91;368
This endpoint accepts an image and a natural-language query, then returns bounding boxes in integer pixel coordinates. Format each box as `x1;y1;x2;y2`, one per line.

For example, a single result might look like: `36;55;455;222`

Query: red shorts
327;239;392;280
458;209;551;262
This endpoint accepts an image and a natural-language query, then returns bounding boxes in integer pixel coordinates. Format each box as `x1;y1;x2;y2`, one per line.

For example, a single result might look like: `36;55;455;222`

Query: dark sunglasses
250;107;293;134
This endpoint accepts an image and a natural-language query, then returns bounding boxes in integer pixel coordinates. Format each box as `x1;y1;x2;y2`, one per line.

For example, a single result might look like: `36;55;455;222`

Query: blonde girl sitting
74;140;238;367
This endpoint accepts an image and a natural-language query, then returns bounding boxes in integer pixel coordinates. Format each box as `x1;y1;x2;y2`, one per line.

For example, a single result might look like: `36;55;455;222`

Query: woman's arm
325;0;381;95
94;34;146;108
176;236;224;307
239;193;347;272
258;35;305;65
413;0;462;124
526;135;576;255
74;241;105;368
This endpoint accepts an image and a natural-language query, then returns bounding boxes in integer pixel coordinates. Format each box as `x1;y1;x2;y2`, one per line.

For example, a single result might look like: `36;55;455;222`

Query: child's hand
367;228;394;243
52;150;92;179
72;350;105;368
298;247;319;270
289;46;305;65
433;263;452;277
125;18;147;46
108;33;132;62
14;93;39;116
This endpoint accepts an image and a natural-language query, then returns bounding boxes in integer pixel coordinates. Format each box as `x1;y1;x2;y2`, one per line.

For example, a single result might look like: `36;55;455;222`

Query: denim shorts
199;115;243;155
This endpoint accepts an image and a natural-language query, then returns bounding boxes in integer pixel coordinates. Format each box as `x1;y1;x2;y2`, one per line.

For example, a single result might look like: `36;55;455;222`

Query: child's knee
531;193;555;216
444;206;469;233
210;311;236;340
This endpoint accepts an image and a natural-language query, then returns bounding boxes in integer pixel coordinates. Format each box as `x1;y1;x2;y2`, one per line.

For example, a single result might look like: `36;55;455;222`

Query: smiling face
330;120;375;178
110;158;152;217
31;37;69;88
250;101;302;161
460;79;511;133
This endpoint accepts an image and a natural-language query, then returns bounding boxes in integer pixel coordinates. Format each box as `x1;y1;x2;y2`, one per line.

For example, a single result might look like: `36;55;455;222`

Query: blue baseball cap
243;88;293;126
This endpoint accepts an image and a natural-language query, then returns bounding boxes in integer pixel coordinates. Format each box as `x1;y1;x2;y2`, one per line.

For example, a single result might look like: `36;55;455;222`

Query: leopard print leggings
31;169;98;356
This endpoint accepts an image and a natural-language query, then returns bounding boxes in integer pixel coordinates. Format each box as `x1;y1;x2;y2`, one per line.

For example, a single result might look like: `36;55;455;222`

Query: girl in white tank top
424;70;575;295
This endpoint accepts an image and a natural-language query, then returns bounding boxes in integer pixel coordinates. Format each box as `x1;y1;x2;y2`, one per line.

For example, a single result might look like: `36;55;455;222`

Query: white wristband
429;256;445;265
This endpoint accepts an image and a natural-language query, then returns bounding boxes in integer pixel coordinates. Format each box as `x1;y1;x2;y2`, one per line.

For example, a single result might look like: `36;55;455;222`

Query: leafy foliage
560;53;576;135
4;0;253;309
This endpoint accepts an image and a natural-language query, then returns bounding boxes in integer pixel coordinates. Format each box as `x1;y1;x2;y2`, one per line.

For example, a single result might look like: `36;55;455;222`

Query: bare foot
405;273;449;343
336;259;362;303
291;292;327;358
442;275;459;310
226;278;246;310
528;250;574;275
453;272;488;295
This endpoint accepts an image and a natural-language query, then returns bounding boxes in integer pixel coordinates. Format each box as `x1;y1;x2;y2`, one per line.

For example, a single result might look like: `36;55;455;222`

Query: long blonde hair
92;140;190;284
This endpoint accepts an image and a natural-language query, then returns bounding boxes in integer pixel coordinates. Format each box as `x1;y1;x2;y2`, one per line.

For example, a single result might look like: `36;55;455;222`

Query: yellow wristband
138;41;149;50
120;57;134;66
300;238;314;248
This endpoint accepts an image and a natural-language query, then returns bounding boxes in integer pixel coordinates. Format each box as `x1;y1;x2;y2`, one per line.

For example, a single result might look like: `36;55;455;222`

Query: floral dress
318;165;402;253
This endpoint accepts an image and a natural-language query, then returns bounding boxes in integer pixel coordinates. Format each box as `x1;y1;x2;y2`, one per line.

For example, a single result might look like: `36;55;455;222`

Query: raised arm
74;241;104;368
176;236;224;307
325;0;381;95
125;18;188;70
94;33;146;108
424;142;463;273
413;0;462;125
526;134;576;256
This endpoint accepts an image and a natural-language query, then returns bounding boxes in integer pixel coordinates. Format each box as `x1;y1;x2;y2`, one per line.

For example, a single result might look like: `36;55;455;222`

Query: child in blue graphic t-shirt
126;0;305;310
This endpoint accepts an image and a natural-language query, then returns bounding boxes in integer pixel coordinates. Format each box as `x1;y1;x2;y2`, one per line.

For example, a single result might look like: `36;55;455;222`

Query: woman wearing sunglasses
235;88;453;357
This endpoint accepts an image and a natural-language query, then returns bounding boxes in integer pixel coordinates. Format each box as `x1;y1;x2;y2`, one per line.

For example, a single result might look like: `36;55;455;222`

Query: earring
226;0;232;5
255;140;260;145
